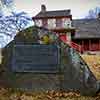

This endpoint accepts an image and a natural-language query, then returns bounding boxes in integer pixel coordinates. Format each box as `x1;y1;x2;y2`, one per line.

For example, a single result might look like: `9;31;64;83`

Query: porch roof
72;19;100;39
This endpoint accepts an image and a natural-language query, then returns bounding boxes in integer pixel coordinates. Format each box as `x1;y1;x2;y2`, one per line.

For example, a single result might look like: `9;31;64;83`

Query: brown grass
82;55;100;80
0;88;100;100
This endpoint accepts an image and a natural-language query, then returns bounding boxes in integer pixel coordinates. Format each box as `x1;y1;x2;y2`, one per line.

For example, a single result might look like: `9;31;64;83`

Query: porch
73;39;100;52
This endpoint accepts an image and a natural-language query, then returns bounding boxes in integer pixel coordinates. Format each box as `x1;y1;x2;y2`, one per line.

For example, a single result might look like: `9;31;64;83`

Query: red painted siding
56;18;62;28
59;34;67;42
42;19;47;27
74;39;100;52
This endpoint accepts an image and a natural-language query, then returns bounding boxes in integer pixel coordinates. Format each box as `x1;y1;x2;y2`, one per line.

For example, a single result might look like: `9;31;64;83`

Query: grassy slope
82;55;100;80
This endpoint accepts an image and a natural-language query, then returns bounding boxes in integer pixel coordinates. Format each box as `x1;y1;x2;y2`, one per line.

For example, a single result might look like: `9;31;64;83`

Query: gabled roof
72;19;100;39
34;9;71;18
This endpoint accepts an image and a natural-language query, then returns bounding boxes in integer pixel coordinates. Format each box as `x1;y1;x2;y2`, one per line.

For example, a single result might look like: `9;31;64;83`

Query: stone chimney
67;9;71;15
41;4;46;13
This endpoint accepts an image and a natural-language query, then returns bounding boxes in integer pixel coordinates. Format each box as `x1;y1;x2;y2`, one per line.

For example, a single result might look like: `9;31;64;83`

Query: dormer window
48;19;56;29
62;18;71;28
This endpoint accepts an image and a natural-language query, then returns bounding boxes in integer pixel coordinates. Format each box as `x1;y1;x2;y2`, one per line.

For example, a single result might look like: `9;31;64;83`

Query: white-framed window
62;18;72;28
48;19;56;29
35;19;42;27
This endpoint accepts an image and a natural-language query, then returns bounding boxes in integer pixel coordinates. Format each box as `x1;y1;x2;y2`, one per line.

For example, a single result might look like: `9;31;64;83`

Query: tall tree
85;7;100;19
0;0;33;48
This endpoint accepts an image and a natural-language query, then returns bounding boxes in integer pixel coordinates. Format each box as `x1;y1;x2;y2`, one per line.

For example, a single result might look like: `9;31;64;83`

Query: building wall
73;39;100;52
34;17;72;29
34;17;72;45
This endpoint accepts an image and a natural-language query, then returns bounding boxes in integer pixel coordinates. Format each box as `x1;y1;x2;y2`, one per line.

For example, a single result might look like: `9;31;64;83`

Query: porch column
97;40;99;51
89;40;91;51
99;40;100;50
82;40;84;52
66;32;71;45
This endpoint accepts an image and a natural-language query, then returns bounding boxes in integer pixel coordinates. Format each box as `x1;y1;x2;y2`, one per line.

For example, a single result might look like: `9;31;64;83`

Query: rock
0;26;99;96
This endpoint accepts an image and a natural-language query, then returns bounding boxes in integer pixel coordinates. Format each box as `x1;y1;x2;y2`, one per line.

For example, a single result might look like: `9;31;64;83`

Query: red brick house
32;5;100;53
32;5;75;44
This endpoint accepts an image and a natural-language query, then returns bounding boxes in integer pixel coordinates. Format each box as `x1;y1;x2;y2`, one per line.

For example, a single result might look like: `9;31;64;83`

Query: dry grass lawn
82;55;100;80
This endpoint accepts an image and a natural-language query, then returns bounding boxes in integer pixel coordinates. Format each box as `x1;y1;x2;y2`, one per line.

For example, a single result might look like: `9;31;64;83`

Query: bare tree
85;7;100;19
0;0;33;48
0;12;33;48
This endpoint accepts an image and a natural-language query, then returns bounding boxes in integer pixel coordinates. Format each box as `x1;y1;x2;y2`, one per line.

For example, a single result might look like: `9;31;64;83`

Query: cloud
15;0;100;18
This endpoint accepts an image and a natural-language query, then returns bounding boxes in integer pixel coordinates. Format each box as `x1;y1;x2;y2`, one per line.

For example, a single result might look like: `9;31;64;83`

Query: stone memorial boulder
0;26;100;96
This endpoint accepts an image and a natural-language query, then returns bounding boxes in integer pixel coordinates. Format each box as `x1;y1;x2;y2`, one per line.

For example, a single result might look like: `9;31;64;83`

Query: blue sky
14;0;100;19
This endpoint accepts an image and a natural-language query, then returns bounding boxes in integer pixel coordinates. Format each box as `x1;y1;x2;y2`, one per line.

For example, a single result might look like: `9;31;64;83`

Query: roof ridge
45;9;70;12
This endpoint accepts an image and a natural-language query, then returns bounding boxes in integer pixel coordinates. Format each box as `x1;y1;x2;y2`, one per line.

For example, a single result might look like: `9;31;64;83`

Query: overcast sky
14;0;100;19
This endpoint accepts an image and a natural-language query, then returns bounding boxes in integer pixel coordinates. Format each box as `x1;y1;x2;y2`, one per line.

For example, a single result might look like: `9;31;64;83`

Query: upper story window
35;19;42;27
48;19;56;29
62;18;72;28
